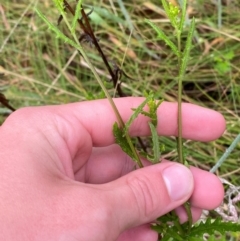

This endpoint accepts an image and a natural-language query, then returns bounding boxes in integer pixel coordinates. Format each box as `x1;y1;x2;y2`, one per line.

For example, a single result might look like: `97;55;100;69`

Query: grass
0;0;240;238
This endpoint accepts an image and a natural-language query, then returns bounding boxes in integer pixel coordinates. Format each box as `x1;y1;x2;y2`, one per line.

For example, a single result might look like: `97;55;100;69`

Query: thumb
56;162;193;241
106;162;194;231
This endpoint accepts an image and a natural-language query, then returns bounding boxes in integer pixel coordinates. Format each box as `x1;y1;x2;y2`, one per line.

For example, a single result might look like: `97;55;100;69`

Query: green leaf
224;50;234;60
214;62;231;75
138;95;162;127
147;98;163;127
179;0;187;31
148;122;160;163
124;94;153;134
145;19;179;57
188;217;240;238
168;2;180;29
71;0;83;33
53;0;65;13
160;231;183;241
35;8;81;50
161;0;180;29
179;18;195;78
113;122;136;161
161;0;170;19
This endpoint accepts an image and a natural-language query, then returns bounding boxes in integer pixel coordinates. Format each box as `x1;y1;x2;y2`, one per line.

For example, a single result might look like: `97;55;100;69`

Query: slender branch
177;31;184;165
63;1;125;97
61;1;146;156
59;2;143;167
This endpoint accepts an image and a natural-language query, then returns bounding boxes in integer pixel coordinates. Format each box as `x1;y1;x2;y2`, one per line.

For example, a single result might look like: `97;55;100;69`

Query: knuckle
126;174;157;218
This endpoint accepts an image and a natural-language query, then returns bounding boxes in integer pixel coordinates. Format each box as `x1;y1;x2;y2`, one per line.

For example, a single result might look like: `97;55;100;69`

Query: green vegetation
0;0;239;240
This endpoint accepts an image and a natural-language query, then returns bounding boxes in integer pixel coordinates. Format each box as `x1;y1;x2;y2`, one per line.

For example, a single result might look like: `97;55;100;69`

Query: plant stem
176;32;184;165
126;135;143;168
176;16;192;228
61;12;124;123
184;202;193;232
60;7;143;167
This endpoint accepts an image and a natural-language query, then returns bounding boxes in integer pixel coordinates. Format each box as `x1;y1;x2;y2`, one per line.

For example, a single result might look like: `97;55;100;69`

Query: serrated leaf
147;99;163;126
179;18;195;78
161;228;183;241
71;0;83;33
53;0;65;13
179;0;187;31
157;211;179;223
148;122;160;163
113;122;136;161
161;0;180;29
136;98;162;126
145;19;179;57
35;8;80;50
124;94;153;134
188;217;240;238
161;0;170;18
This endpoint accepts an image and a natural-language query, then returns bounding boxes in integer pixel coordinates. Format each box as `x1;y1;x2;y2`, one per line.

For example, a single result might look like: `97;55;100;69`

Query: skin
0;97;225;241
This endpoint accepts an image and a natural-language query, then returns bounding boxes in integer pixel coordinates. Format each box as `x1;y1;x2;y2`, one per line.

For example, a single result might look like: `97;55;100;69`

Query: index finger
58;97;225;146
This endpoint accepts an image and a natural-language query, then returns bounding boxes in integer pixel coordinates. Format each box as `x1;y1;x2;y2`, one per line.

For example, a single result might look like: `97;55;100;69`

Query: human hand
0;97;225;241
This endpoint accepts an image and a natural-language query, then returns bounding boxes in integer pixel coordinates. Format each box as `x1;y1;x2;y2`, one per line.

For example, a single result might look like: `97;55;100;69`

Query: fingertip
205;109;226;141
162;164;194;201
190;167;224;210
157;102;226;142
182;103;226;142
108;162;194;231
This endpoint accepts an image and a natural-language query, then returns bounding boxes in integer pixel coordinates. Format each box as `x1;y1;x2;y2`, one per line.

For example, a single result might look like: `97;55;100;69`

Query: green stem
126;135;143;168
176;25;192;229
176;31;184;165
184;202;193;232
177;84;183;164
61;9;143;167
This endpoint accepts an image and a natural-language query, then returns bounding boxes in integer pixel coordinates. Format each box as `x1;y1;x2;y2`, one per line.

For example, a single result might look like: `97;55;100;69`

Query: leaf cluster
153;215;240;241
145;0;195;78
113;93;163;164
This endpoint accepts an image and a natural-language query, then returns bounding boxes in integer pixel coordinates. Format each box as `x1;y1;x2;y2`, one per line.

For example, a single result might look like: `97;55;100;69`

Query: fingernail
162;164;193;201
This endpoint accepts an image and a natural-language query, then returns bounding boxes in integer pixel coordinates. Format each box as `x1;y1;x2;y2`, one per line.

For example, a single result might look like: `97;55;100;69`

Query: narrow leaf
179;0;187;31
124;94;153;134
35;8;80;50
179;18;195;78
161;0;171;18
189;217;240;238
147;99;163;126
71;0;83;33
113;122;136;161
145;19;179;57
148;122;160;163
53;0;65;14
